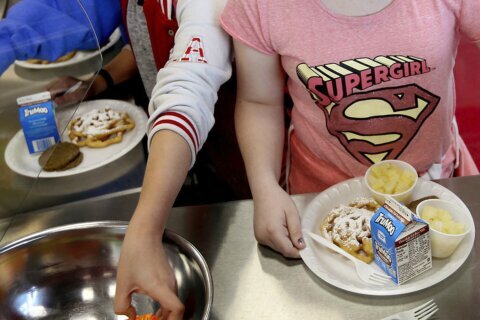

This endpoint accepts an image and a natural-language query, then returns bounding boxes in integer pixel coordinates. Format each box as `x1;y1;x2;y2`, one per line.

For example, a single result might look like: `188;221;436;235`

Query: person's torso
123;0;178;97
269;0;459;177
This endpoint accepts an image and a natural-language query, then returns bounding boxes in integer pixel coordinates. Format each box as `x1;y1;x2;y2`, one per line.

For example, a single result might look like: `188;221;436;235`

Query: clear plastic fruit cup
364;160;418;205
416;199;472;258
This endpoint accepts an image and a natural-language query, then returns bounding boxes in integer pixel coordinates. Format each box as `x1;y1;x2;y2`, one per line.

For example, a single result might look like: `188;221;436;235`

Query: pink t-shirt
221;0;480;193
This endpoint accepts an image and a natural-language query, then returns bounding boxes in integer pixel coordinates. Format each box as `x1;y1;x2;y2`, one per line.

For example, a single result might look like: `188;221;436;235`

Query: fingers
54;86;88;106
278;200;304;257
148;285;185;320
44;79;63;92
115;304;136;320
269;233;300;258
284;205;305;251
257;220;300;259
114;282;137;319
45;76;76;95
254;198;304;258
114;279;184;320
46;77;88;107
54;93;80;106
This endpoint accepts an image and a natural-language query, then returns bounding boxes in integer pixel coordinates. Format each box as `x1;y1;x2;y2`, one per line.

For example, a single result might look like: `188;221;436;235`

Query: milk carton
17;92;60;154
370;197;432;285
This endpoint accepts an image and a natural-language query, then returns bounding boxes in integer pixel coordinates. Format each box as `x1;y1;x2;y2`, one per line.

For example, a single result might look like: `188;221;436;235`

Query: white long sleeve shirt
127;0;232;168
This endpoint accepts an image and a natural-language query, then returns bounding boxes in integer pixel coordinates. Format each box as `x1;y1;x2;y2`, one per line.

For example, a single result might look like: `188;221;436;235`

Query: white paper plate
14;28;121;70
4;99;148;178
300;177;475;296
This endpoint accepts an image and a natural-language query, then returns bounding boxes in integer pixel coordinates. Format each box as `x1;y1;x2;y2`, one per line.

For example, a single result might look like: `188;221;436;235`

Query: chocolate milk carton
370;197;432;285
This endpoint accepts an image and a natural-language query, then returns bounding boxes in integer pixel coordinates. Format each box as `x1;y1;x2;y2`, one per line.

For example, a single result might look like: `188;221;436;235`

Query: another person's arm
233;39;305;258
0;0;121;74
114;0;232;318
46;45;138;106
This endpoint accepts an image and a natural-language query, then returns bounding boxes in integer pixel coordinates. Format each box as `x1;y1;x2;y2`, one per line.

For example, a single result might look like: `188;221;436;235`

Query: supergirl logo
297;55;430;107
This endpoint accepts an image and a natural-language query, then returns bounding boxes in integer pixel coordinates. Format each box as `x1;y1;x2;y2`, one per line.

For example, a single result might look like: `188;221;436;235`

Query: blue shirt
0;0;122;74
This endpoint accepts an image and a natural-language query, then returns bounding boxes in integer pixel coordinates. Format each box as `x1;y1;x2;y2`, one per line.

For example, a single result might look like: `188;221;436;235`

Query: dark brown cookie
38;142;81;171
59;152;83;171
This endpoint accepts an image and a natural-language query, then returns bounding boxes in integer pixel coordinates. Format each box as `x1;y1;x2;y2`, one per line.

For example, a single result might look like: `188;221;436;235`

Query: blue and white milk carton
370;197;432;285
17;91;60;154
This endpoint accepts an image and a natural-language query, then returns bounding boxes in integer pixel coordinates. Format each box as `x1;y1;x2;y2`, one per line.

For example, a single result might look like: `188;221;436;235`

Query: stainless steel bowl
0;221;212;319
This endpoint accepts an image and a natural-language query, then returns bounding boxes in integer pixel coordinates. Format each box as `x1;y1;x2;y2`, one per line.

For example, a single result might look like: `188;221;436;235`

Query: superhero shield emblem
321;84;440;165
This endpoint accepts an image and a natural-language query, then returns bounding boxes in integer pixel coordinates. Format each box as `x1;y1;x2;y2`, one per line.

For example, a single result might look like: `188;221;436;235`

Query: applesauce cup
364;160;418;205
416;199;472;258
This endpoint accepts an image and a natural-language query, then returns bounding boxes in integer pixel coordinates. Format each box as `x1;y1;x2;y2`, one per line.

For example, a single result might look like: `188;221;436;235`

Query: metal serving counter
0;175;478;319
0;37;145;219
0;93;146;218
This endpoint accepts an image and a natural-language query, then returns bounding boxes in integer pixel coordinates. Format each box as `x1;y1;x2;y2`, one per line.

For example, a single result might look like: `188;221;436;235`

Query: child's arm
114;0;232;318
114;130;189;320
147;0;232;169
234;39;305;258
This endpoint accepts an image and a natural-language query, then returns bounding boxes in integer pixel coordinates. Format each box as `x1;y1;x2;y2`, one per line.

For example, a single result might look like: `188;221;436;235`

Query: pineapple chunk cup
364;160;418;204
416;199;472;258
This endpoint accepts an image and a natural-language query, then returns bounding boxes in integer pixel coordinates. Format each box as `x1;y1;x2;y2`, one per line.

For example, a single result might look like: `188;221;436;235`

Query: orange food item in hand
136;315;161;320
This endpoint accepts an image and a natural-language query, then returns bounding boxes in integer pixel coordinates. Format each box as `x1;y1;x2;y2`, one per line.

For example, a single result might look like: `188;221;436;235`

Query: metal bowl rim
0;220;213;320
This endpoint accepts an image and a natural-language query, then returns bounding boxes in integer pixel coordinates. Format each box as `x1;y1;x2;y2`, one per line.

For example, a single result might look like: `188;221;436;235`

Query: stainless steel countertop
1;175;478;319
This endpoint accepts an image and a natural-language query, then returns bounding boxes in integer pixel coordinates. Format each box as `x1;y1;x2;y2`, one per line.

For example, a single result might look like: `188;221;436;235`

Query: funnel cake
27;51;77;64
320;197;380;263
68;108;135;148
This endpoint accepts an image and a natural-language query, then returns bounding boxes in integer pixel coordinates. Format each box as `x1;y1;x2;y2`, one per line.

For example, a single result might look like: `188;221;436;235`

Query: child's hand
114;215;185;320
253;184;305;258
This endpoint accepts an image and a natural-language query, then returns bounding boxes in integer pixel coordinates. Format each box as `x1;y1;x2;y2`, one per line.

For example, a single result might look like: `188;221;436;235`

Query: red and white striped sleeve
147;0;232;168
149;111;200;159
